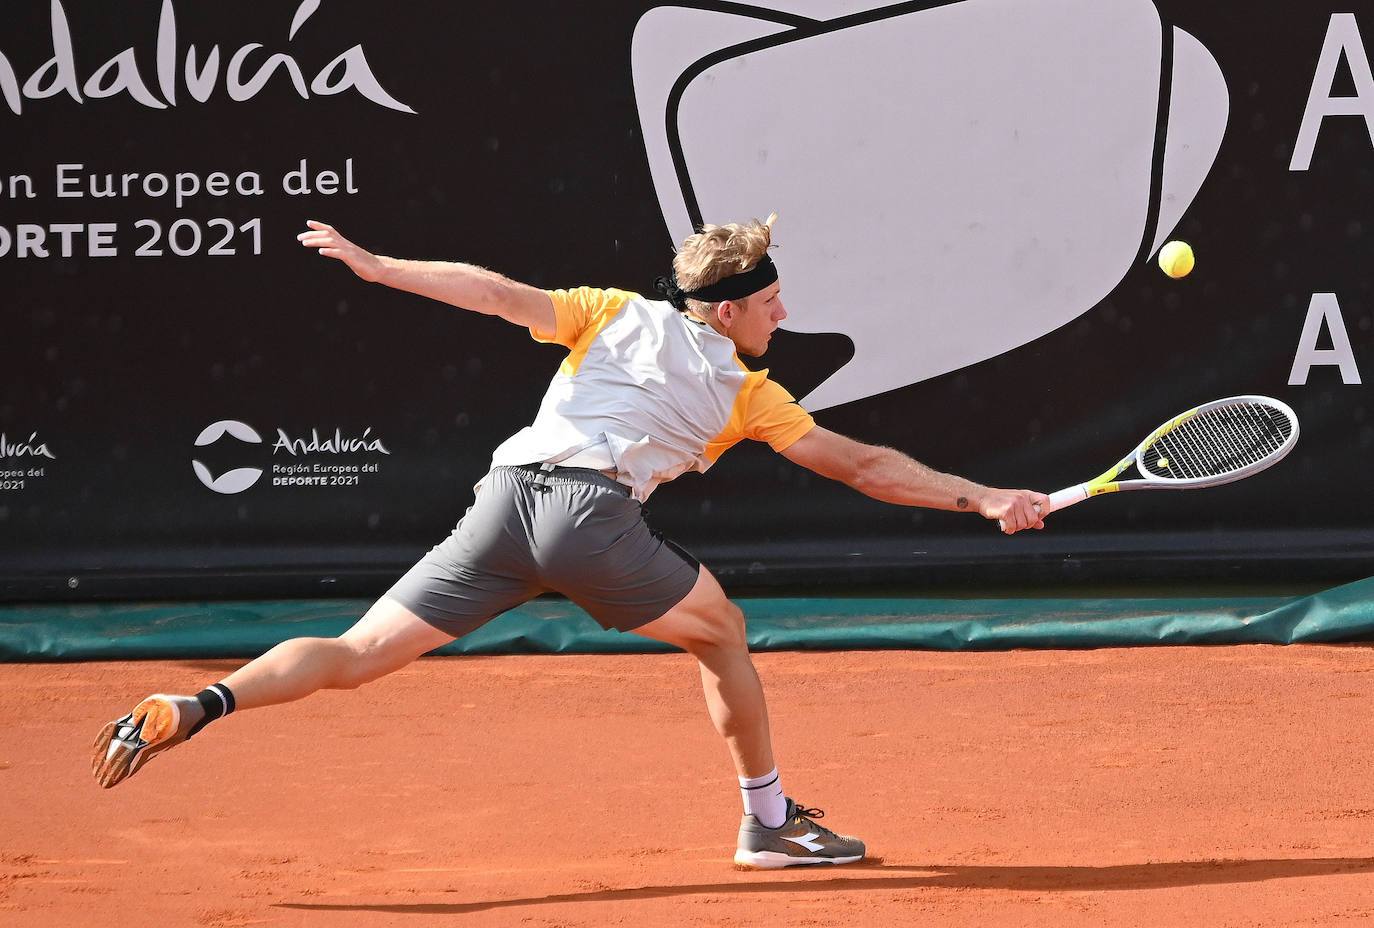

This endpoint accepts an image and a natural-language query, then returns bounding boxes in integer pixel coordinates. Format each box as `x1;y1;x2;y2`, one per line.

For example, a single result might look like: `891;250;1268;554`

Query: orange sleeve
704;373;816;462
536;287;634;346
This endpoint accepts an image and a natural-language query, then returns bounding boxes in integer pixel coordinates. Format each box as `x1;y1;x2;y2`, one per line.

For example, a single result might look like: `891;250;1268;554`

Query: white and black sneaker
734;798;866;869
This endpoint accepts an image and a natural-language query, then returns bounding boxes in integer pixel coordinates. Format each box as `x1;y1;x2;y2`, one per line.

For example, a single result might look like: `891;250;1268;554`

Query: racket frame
1047;394;1299;513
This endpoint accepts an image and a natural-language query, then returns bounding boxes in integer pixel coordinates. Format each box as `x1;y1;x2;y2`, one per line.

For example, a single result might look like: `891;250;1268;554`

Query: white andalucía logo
192;419;265;495
0;431;56;459
0;0;415;116
193;419;392;494
633;0;1228;409
272;427;391;456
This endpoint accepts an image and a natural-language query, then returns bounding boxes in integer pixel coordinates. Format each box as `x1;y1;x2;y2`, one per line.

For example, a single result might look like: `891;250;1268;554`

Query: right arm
780;425;1048;534
297;220;556;335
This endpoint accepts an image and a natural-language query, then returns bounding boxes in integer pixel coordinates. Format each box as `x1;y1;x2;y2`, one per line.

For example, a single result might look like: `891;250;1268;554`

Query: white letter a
1289;292;1361;385
1291;13;1374;171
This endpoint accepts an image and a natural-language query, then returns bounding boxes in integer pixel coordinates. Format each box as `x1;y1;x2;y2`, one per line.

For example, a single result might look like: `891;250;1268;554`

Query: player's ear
716;299;737;326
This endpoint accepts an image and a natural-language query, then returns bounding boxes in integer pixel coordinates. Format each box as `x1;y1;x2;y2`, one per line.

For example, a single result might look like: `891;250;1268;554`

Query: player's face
730;282;786;357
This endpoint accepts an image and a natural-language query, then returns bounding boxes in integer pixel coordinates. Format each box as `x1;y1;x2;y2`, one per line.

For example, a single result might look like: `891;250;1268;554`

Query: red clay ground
4;645;1374;927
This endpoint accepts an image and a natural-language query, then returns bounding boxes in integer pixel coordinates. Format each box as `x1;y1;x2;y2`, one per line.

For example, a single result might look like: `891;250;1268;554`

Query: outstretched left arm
297;220;556;334
780;426;1048;534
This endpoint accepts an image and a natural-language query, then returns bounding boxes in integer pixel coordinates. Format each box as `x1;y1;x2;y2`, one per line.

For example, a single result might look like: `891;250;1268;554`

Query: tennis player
93;214;1049;869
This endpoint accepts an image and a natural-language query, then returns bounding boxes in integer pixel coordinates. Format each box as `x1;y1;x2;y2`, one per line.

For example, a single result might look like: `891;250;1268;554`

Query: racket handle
1046;485;1089;512
996;484;1087;532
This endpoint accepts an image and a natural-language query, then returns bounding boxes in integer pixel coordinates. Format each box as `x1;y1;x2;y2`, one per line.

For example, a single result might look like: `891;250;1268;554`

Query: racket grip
1046;485;1089;512
995;485;1086;531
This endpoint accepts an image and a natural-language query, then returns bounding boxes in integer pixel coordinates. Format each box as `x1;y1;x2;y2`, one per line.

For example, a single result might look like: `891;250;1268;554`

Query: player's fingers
996;491;1046;534
1007;499;1042;534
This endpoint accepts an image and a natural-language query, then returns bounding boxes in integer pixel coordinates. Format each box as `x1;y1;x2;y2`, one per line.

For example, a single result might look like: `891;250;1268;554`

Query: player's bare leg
634;566;865;868
218;597;454;709
634;566;774;777
92;598;452;788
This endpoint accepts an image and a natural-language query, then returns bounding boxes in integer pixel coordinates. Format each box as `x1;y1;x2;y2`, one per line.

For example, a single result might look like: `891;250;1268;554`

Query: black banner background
3;1;1371;600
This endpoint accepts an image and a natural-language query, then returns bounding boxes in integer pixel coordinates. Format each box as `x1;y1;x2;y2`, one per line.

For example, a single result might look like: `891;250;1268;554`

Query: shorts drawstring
530;462;555;494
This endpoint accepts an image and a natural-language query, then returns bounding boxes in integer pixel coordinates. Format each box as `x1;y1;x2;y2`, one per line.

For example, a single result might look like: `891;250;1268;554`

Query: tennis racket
1023;395;1299;523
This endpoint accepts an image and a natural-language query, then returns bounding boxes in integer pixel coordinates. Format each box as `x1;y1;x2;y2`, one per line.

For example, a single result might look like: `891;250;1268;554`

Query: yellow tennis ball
1158;240;1194;278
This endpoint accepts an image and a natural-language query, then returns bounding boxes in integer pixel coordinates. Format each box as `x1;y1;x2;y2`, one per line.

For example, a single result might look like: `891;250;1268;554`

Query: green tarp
3;577;1372;661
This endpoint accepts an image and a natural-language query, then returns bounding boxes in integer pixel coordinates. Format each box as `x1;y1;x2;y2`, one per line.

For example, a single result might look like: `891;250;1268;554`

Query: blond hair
672;213;777;311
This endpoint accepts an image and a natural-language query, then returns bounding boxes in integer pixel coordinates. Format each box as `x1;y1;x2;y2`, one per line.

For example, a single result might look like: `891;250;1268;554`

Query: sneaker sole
91;695;183;789
734;849;865;869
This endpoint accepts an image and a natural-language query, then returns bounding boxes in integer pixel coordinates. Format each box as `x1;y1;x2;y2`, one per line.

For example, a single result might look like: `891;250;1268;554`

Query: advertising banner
4;0;1371;600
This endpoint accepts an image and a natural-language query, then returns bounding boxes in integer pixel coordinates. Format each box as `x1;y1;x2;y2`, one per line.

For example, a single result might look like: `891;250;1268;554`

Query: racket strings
1142;402;1293;480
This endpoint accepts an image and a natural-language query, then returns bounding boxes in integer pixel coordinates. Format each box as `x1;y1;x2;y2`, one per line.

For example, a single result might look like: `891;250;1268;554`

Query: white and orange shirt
486;286;815;501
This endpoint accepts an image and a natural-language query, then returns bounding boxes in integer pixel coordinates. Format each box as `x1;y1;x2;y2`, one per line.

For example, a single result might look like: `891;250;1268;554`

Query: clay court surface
5;644;1374;927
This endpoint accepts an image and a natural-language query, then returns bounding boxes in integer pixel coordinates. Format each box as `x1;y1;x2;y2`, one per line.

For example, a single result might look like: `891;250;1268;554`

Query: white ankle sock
739;768;787;828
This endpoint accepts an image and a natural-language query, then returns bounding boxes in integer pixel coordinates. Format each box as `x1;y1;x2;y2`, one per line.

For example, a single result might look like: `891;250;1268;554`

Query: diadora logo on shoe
632;0;1229;409
780;830;828;853
192;418;393;494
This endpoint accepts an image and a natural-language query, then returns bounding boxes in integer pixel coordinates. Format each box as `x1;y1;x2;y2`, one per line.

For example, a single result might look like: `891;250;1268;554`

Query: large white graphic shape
1152;27;1229;256
632;6;798;245
633;0;1229;410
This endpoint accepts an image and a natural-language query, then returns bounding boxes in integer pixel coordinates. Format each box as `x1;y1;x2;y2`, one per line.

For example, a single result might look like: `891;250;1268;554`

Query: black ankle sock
187;683;236;739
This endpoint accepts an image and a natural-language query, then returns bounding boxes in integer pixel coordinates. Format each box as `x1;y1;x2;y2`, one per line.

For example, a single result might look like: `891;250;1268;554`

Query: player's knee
718;600;748;647
330;636;406;689
681;599;748;655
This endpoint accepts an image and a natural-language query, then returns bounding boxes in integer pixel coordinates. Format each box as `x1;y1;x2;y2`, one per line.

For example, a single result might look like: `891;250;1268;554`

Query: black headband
652;254;778;310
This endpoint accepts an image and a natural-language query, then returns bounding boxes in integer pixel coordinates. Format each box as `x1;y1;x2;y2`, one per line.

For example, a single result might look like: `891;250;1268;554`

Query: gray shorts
386;464;701;636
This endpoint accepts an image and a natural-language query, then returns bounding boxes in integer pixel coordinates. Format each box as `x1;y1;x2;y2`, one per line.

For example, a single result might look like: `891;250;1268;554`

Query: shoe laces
792;802;835;833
